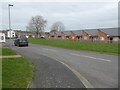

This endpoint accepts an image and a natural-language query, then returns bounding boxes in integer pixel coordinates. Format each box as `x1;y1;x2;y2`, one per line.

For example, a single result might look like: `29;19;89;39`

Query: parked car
14;37;28;47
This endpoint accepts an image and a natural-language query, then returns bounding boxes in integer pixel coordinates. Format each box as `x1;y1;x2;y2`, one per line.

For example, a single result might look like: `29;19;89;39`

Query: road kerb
0;55;22;58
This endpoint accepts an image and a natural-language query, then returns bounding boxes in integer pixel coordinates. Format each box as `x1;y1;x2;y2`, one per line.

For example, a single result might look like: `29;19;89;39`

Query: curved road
7;40;118;88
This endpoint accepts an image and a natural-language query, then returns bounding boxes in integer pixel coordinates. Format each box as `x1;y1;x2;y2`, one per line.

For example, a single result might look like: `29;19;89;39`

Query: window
100;37;104;41
84;36;87;40
1;36;4;40
72;37;74;39
113;37;119;41
62;37;64;39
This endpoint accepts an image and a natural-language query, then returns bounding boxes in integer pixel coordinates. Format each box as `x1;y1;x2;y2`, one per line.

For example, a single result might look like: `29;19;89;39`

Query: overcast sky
1;1;118;32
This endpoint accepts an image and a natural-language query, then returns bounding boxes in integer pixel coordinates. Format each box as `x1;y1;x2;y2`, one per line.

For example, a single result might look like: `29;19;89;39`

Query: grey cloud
1;2;118;31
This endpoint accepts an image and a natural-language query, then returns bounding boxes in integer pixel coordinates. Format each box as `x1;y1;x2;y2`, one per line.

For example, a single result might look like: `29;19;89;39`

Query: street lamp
8;4;13;31
8;4;13;47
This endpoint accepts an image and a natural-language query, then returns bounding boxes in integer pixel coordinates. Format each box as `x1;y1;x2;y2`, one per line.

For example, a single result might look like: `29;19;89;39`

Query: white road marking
40;52;94;88
70;53;111;62
55;58;94;88
42;48;58;52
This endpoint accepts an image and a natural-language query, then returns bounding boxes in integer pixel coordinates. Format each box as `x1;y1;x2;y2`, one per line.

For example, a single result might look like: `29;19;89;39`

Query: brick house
47;28;119;43
98;28;120;43
49;32;55;38
82;29;98;42
46;33;51;38
61;31;71;39
71;30;82;41
82;30;91;41
54;31;62;39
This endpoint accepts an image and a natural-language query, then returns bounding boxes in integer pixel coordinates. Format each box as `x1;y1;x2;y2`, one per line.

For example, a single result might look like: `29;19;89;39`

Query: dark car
14;37;28;47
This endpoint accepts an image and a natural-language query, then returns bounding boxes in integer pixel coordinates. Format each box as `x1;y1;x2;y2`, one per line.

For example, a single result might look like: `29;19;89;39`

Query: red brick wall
82;31;91;41
69;32;78;41
47;33;51;38
98;30;109;43
54;33;58;38
61;32;66;39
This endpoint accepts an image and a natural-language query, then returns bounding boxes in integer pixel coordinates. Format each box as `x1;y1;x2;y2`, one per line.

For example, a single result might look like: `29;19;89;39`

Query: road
7;40;118;88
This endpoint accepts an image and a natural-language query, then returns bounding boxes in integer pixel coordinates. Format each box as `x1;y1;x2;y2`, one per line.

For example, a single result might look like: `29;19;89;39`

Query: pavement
0;55;22;58
6;40;118;88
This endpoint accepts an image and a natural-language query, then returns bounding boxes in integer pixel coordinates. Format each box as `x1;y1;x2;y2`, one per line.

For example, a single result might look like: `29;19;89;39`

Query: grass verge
2;57;33;88
28;38;119;54
1;48;34;88
0;48;17;56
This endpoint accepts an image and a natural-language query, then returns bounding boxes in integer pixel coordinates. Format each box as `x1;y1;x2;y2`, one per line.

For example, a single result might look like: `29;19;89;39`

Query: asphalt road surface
7;40;118;88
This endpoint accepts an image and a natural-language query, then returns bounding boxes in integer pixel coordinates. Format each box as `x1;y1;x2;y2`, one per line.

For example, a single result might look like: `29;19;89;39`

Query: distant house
46;28;119;43
98;28;120;43
49;32;55;38
83;29;98;42
7;30;16;38
54;31;62;38
72;30;82;41
0;33;5;43
61;31;71;39
82;30;91;41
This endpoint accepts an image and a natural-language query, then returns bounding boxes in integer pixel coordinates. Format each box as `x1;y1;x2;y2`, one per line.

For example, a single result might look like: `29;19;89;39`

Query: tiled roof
99;28;119;36
62;31;71;36
84;29;98;36
49;28;119;37
55;31;61;36
49;32;54;36
72;30;82;36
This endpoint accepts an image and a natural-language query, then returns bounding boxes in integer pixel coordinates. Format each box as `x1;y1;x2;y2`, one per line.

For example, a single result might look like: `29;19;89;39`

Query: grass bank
0;48;17;56
2;57;33;88
28;38;119;54
2;48;33;88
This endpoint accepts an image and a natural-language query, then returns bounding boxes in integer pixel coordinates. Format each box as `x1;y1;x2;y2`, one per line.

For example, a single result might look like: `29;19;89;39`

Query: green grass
28;38;119;54
2;57;33;88
0;48;17;56
1;48;34;88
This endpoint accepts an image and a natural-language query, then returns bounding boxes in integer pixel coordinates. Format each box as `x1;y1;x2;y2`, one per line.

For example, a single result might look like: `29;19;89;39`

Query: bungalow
61;31;71;39
49;32;55;38
98;28;120;43
71;30;82;41
82;29;98;42
54;31;62;38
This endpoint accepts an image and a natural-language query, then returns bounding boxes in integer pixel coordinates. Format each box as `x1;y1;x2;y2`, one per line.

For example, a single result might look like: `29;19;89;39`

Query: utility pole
8;4;13;30
8;4;13;47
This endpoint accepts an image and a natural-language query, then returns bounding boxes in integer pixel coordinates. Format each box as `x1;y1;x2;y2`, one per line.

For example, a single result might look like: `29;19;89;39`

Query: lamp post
8;4;13;47
8;4;13;31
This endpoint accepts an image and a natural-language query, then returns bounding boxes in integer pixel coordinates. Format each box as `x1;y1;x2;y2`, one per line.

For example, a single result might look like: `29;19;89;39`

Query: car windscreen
19;38;28;41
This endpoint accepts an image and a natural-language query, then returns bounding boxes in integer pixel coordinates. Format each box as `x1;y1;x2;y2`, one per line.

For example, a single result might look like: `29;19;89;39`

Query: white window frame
113;37;119;41
84;36;87;40
100;37;105;41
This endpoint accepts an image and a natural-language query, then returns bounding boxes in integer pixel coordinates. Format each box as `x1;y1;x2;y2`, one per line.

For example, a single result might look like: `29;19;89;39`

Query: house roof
99;28;119;36
72;30;82;36
84;29;98;36
55;31;61;36
62;31;71;36
49;32;54;36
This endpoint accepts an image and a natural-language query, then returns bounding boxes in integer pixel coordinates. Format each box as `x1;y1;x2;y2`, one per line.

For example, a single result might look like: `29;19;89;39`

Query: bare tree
51;21;65;32
26;15;47;37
